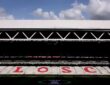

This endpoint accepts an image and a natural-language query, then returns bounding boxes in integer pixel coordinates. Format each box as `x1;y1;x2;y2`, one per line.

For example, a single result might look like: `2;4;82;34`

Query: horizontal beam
0;39;110;42
0;20;110;29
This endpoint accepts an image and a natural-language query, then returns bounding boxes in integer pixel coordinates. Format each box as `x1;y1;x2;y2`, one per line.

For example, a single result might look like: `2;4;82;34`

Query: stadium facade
0;20;110;84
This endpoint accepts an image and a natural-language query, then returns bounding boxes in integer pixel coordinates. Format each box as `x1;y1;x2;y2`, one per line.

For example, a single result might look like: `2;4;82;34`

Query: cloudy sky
0;0;110;20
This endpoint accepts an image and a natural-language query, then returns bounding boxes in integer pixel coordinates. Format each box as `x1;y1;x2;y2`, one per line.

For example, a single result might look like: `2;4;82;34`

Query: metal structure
0;30;110;41
0;20;110;84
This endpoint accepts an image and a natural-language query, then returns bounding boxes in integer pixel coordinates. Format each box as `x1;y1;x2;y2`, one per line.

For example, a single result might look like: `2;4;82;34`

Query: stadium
0;20;110;84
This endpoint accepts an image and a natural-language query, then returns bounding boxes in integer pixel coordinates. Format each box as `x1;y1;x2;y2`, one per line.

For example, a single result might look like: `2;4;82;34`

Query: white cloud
33;0;110;20
88;0;110;20
59;2;86;20
33;8;59;19
33;1;86;20
0;8;14;20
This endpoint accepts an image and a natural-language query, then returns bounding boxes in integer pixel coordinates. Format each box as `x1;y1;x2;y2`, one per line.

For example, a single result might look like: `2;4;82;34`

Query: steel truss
0;29;110;41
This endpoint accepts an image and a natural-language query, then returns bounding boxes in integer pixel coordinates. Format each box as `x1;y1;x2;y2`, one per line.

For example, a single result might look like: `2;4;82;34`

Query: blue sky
0;0;110;20
0;0;89;19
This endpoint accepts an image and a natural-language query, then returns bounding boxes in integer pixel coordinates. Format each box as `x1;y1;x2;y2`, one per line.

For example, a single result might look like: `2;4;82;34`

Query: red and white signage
0;66;110;75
